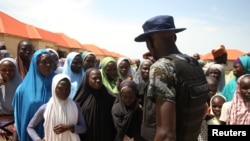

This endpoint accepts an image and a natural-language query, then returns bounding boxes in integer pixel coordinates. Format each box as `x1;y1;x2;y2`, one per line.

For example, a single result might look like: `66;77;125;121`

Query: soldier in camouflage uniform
135;15;209;141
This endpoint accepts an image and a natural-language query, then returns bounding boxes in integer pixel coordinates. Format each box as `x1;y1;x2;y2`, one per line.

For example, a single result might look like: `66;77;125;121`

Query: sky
0;0;249;59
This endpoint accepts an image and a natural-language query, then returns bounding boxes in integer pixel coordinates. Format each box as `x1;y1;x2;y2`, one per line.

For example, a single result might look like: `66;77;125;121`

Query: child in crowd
112;79;144;141
198;76;223;140
27;74;86;141
220;74;250;125
207;95;226;125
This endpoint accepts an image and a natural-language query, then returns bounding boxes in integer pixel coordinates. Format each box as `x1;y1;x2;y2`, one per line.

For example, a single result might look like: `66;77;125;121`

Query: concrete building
0;11;123;60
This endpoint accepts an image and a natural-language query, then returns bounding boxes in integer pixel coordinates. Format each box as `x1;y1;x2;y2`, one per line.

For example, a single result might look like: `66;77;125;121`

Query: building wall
1;33;122;62
0;33;28;58
0;33;88;59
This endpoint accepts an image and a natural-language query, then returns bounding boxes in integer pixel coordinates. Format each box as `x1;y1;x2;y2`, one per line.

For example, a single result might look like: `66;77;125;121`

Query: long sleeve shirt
27;103;87;141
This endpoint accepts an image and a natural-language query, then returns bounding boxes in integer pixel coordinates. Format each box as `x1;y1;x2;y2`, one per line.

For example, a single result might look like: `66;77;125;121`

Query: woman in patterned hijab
227;74;250;125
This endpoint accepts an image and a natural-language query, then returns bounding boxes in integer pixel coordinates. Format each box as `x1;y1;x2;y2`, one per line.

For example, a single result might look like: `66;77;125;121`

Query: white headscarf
43;74;80;141
208;64;225;92
133;59;152;95
209;94;227;116
0;58;22;115
117;57;135;80
46;48;59;58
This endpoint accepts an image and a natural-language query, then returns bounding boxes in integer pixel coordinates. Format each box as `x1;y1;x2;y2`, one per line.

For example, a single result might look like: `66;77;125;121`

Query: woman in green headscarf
100;57;121;95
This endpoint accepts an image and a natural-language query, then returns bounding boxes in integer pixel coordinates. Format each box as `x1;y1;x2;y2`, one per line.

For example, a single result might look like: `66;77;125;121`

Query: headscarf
208;64;225;92
100;57;120;94
133;59;152;95
222;55;250;101
46;48;59;58
227;74;250;125
240;55;250;74
209;94;227;116
0;58;22;115
62;52;84;99
12;49;55;141
46;48;62;74
115;79;139;107
112;80;142;141
117;57;135;80
81;51;96;71
44;74;80;141
74;68;116;141
0;50;11;59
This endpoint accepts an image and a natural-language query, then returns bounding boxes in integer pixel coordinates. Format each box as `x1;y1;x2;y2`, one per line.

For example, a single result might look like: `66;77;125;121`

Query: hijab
240;55;250;74
0;58;22;115
208;64;225;92
46;48;59;58
117;57;135;80
74;68;116;141
62;52;84;99
114;79;139;108
46;48;62;74
100;57;120;94
81;51;96;71
209;94;227;116
227;74;250;125
133;59;152;95
112;80;142;141
12;49;55;141
44;74;79;141
222;55;250;101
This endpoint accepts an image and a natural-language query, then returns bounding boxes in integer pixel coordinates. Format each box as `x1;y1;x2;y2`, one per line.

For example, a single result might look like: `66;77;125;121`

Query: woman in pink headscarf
227;74;250;125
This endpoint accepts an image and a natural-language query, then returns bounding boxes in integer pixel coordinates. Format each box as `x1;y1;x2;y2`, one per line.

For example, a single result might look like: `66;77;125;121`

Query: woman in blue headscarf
62;52;84;99
81;51;97;72
222;55;250;101
12;49;55;141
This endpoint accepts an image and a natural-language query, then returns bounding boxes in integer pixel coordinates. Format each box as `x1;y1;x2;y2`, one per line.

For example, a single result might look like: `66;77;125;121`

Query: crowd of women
0;40;249;141
0;39;152;141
